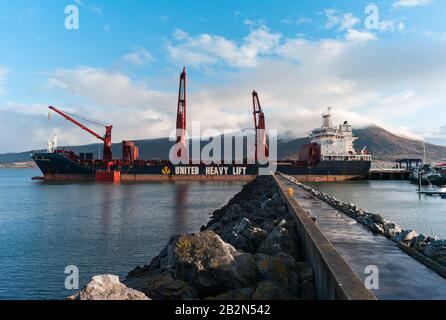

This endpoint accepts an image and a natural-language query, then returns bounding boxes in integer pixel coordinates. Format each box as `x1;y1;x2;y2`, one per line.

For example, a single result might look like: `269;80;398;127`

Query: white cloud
278;37;346;66
168;23;378;70
46;28;446;142
345;29;377;42
41;67;180;145
167;26;281;68
297;17;312;25
379;20;406;32
325;9;359;30
393;0;432;9
0;66;8;95
48;67;173;111
243;19;254;26
172;29;189;41
413;124;446;144
362;90;436;122
122;49;154;65
1;101;48;115
282;16;312;25
166;28;445;139
4;22;446;152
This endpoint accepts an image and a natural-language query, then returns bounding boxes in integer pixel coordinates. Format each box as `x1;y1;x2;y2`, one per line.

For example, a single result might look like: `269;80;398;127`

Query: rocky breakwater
280;173;446;273
73;176;316;300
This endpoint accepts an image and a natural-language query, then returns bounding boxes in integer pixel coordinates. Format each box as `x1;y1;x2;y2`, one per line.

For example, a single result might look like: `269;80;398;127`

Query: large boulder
423;240;446;267
257;220;300;258
227;218;268;253
259;220;277;233
125;270;198;300
221;204;245;224
410;234;428;250
260;193;283;209
382;221;402;239
206;203;246;231
146;230;258;297
368;222;384;235
370;213;385;224
394;230;418;243
255;253;300;295
252;281;297;300
70;275;149;300
247;193;287;223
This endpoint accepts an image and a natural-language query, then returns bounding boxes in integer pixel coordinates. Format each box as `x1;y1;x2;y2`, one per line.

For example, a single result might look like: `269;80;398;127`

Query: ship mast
172;67;188;163
252;90;269;163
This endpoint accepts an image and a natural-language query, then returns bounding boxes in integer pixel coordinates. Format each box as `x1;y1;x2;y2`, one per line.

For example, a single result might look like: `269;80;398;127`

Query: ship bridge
310;109;372;162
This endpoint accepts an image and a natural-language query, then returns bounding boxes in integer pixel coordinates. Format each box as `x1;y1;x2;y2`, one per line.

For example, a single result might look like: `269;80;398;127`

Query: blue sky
1;0;446;152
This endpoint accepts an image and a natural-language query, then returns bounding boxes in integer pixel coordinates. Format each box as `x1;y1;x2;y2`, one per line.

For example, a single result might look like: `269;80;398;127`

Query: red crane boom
175;67;187;158
48;106;113;161
252;91;269;162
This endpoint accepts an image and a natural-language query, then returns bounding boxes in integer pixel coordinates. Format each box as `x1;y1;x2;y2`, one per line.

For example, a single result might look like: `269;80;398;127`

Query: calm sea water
308;181;446;239
2;170;445;300
0;169;244;300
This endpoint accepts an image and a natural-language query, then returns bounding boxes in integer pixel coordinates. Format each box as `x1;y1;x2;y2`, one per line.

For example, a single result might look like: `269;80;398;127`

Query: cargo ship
31;68;371;182
276;108;372;181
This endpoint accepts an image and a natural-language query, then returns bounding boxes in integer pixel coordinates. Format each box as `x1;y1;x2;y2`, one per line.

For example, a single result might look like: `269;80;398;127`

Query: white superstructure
47;135;58;153
309;108;372;161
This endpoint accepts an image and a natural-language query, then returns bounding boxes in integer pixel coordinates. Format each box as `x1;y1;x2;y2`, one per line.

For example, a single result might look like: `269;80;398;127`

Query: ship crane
175;67;187;159
252;91;269;163
48;106;113;162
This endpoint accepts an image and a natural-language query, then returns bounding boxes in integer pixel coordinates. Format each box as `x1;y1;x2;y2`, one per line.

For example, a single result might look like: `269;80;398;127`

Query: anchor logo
162;166;171;175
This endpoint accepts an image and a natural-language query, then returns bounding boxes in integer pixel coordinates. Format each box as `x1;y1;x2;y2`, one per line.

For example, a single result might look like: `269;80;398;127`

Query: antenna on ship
322;106;334;128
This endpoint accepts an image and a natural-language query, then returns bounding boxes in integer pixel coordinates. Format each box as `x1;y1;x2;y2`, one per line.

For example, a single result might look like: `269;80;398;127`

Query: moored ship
31;68;371;182
277;108;372;181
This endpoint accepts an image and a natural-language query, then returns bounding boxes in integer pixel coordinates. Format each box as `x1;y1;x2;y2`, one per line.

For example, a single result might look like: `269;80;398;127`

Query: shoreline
0;162;37;169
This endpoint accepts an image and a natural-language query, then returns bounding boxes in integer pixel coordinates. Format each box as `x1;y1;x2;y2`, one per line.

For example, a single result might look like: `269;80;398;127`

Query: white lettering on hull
175;166;199;175
173;166;248;175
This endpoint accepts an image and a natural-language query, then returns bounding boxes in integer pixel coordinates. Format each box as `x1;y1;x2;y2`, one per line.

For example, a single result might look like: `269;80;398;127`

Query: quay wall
273;174;376;300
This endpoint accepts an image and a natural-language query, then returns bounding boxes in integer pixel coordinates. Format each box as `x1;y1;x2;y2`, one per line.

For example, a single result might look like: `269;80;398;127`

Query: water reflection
100;185;115;233
173;183;189;233
0;169;244;299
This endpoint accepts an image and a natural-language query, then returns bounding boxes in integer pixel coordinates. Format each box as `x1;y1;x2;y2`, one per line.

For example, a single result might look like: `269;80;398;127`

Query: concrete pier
274;174;446;300
367;169;410;180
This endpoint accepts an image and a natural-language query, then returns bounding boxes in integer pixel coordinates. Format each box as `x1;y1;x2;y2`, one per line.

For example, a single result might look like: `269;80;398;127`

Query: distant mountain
354;126;446;162
277;126;446;162
1;125;445;164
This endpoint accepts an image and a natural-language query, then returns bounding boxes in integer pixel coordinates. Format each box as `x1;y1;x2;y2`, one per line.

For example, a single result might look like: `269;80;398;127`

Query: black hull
277;160;371;177
31;153;371;181
409;177;446;186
